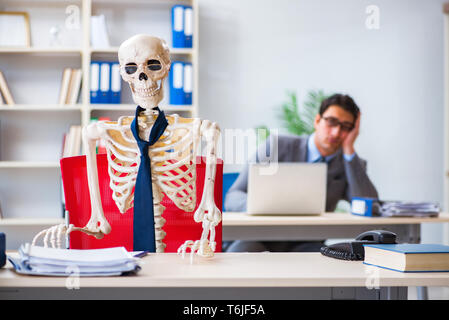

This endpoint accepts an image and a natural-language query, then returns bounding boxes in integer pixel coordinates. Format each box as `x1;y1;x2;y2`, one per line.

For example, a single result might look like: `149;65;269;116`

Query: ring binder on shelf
171;5;185;48
110;62;121;104
90;62;101;104
169;61;185;105
184;6;193;48
99;62;110;103
183;62;193;105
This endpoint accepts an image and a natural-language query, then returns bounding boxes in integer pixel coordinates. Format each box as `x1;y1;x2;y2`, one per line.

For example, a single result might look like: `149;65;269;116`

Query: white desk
2;253;449;300
222;212;449;243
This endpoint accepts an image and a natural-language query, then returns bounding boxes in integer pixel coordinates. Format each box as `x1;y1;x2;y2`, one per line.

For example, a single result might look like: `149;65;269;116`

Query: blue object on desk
223;172;239;212
351;197;381;217
0;233;5;268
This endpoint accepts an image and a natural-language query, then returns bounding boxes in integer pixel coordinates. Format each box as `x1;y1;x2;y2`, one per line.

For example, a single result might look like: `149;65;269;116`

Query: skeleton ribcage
99;114;201;214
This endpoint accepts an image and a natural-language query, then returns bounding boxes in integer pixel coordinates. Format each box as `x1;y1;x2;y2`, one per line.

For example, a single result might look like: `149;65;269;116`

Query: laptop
247;162;327;215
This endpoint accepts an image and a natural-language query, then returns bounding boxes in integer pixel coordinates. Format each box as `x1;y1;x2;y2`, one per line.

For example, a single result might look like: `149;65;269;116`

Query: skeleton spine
152;182;167;252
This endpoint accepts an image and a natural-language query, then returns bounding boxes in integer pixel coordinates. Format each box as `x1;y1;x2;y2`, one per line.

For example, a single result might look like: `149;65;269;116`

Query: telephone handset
320;230;397;261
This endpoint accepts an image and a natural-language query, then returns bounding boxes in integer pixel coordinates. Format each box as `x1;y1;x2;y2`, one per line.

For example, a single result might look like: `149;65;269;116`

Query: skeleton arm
32;122;112;248
178;120;221;259
82;122;112;237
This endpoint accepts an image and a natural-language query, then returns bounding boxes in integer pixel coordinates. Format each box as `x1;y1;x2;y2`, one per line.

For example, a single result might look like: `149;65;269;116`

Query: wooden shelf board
0;218;64;226
90;47;195;55
89;104;194;112
0;47;82;54
0;104;82;111
0;161;60;169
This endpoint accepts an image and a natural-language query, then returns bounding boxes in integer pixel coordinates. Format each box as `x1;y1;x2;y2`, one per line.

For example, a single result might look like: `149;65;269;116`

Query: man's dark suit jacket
225;134;379;212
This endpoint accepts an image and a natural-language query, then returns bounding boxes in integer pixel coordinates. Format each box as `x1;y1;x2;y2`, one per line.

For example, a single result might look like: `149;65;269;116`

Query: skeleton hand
32;224;105;249
177;201;221;262
177;239;215;264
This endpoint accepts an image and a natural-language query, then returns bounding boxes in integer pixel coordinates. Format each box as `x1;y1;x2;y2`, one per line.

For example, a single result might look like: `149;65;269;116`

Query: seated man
224;93;378;252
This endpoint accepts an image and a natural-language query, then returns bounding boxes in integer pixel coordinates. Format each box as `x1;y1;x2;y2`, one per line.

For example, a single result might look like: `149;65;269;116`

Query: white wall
198;0;447;243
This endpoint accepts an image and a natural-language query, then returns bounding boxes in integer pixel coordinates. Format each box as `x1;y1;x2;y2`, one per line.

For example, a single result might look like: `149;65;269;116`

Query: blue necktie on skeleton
130;106;168;252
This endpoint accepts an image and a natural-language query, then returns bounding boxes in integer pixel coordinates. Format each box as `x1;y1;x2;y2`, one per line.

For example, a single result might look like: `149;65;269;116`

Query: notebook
363;244;449;272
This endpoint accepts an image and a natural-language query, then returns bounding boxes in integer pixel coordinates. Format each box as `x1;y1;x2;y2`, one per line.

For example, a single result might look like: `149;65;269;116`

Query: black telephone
320;230;397;261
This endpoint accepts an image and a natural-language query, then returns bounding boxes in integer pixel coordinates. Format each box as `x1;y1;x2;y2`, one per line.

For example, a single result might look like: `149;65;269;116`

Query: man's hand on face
342;112;361;156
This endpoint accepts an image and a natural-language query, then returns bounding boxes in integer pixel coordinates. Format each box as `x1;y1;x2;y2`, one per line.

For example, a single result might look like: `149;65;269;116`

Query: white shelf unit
444;2;449;245
0;0;199;226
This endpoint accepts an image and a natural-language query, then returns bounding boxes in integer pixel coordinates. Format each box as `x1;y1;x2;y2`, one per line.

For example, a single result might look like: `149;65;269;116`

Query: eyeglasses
321;116;354;132
121;59;163;75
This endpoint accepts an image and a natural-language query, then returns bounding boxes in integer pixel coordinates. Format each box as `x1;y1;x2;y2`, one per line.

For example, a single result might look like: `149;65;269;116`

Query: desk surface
2;253;449;288
222;212;449;226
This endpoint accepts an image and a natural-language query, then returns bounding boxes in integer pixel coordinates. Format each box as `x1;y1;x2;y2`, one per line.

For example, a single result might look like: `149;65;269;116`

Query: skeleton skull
118;34;171;108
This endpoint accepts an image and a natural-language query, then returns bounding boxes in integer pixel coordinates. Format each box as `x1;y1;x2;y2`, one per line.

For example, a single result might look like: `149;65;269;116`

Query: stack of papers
380;202;440;217
8;244;140;277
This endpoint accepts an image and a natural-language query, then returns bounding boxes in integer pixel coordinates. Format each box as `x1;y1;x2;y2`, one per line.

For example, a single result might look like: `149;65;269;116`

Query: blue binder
171;5;185;48
90;61;101;104
183;6;193;48
183;62;193;105
169;61;185;105
99;61;111;103
110;62;121;104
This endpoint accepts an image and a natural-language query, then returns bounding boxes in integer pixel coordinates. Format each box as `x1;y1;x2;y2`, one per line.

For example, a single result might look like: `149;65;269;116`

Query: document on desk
380;202;440;217
8;244;140;276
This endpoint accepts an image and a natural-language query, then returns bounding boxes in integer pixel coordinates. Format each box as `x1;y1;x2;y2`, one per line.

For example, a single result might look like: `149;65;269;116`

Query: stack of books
8;244;140;276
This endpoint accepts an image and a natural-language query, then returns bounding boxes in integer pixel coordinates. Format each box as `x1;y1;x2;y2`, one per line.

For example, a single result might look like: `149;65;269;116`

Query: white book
91;15;110;48
68;69;82;105
62;130;70;158
58;68;72;105
72;125;82;156
64;125;76;157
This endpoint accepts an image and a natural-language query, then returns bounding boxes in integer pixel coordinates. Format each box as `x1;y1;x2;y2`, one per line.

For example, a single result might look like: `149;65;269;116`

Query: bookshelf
0;0;199;227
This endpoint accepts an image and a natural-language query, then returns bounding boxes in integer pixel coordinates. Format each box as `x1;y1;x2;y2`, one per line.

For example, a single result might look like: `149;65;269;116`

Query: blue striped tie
130;106;168;252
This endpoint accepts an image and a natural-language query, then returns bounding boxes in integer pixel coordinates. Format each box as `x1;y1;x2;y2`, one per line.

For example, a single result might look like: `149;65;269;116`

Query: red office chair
60;154;223;252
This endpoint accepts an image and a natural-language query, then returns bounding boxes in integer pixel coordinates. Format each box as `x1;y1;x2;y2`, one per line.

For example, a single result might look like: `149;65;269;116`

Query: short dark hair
319;94;360;121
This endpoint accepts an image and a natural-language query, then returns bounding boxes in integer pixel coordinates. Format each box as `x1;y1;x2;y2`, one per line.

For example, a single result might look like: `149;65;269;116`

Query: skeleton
32;34;221;259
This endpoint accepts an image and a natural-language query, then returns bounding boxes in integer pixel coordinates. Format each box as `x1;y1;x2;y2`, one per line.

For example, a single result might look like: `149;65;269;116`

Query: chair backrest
222;172;239;211
61;154;223;252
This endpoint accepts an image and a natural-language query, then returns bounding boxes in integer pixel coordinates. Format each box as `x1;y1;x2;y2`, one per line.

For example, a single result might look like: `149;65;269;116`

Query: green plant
254;89;331;141
279;89;330;136
254;125;270;146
